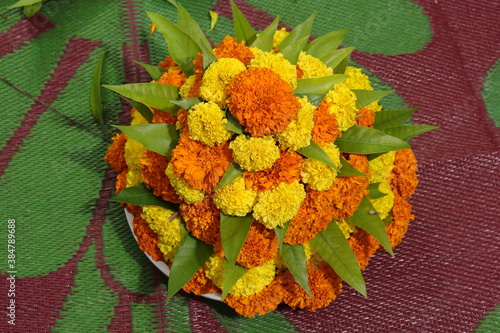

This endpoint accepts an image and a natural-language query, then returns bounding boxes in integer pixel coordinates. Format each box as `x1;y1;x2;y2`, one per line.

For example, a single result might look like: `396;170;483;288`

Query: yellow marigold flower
273;27;289;49
187;102;232;146
230;135;280;172
165;163;204;204
297;52;333;78
369;151;396;183
199;58;246;107
369;180;395;219
204;256;276;297
249;51;297;89
253;180;306;229
179;75;196;100
337;219;357;239
213;176;257;216
124;118;146;188
344;66;382;112
125;168;143;188
300;143;341;191
323;83;358;131
141;206;182;261
275;96;315;151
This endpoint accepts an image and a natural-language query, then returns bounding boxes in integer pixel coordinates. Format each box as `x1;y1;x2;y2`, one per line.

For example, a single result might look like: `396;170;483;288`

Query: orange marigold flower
236;222;279;269
156;68;186;87
158;55;178;70
244;150;304;192
213;35;254;66
180;196;221;246
182;266;220;295
152;108;177;125
226;67;300;137
132;211;165;262
193;52;204;75
296;66;304;79
176;108;189;131
282;263;342;311
140;150;182;204
386;195;414;247
170;132;232;192
224;273;286;318
105;133;127;173
312;101;341;145
390;149;419;199
355;107;375;128
348;229;380;270
189;74;203;98
115;169;128;194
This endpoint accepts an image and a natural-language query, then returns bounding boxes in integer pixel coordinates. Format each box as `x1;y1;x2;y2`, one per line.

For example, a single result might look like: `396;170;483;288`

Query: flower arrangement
104;1;435;317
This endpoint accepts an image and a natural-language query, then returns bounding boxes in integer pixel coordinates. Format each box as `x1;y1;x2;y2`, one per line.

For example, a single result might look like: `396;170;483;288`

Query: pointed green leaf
214;162;244;191
103;83;179;115
90;51;107;124
335;125;410;154
225;111;243;134
298;140;339;171
7;0;42;9
367;183;387;199
310;222;366;297
305;29;349;58
278;12;316;50
134;61;167;81
353;89;394;110
23;2;42;17
209;10;218;32
165;0;178;8
333;50;351;75
230;0;256;44
200;41;218;69
295;75;348;95
274;220;291;254
320;47;355;71
170;97;202;111
113;123;179;157
222;260;248;299
109;183;179;211
281;243;312;297
280;36;308;65
251;16;280;52
220;212;254;265
338;157;368;177
147;11;200;76
122;98;154;123
300;94;325;106
379;125;438;141
373;108;418;129
177;2;213;52
167;223;214;301
348;196;394;256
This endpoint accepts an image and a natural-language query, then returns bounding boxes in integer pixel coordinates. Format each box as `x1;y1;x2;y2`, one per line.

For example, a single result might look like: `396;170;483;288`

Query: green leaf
295;75;348;95
213;162;244;191
134;61;167;81
200;41;218;69
298;140;339;171
305;29;349;58
353;89;394;110
281;243;312;297
367;183;387;199
167;223;213;301
165;0;178;8
347;196;394;256
335;125;410;154
209;11;218;32
122;97;154;123
333;50;351;75
177;2;213;52
22;2;42;17
230;0;256;44
113;123;179;157
300;94;325;106
222;260;247;300
320;47;355;71
90;51;107;124
220;212;254;265
147;11;200;76
7;0;42;9
170;97;202;110
103;83;179;115
379;125;438;141
338;157;368;177
251;16;280;52
109;183;178;211
373;108;418;129
280;36;308;65
310;222;366;297
225;111;243;134
278;12;316;50
274;220;291;253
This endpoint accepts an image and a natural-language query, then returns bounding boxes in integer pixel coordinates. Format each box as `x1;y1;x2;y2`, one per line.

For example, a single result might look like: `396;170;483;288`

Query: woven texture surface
0;0;499;332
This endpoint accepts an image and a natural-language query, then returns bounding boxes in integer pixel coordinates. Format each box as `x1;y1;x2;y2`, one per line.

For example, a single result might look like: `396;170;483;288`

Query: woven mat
1;0;499;332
